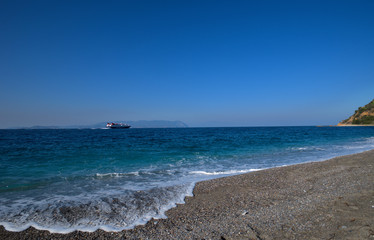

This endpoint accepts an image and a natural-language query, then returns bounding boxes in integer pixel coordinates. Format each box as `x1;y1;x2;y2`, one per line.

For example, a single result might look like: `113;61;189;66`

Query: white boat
106;122;131;129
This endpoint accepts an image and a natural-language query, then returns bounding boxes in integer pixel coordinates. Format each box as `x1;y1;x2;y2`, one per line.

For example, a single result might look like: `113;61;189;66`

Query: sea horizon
1;124;355;130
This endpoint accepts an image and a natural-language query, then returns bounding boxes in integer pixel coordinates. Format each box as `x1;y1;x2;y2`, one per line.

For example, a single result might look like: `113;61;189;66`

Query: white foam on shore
0;183;195;234
190;169;261;176
95;172;140;177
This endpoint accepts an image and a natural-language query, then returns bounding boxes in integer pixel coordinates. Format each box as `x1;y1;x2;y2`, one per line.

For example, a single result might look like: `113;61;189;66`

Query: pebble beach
1;149;373;239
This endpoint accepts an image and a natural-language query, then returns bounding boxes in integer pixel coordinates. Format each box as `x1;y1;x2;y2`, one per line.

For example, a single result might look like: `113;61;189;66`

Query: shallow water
1;126;374;232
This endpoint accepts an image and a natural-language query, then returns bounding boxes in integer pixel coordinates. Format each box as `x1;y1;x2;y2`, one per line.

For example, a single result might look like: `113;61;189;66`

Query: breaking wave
190;169;261;175
0;183;194;233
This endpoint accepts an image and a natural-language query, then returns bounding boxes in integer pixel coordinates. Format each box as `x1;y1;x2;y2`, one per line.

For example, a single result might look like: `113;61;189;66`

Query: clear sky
1;0;373;128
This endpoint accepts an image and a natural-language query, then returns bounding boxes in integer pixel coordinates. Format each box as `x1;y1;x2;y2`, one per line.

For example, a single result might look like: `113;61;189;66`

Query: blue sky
1;0;373;128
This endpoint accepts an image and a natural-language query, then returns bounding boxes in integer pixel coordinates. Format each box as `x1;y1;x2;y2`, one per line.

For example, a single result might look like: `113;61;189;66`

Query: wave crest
189;169;261;176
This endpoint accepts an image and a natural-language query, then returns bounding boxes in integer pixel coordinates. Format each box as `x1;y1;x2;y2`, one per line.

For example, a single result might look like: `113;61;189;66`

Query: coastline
1;150;373;239
337;124;374;127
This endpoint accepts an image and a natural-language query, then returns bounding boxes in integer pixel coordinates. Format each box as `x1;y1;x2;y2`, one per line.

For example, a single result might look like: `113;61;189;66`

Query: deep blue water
1;127;374;232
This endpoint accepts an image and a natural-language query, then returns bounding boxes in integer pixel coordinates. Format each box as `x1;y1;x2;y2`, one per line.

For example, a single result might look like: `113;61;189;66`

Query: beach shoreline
1;149;373;239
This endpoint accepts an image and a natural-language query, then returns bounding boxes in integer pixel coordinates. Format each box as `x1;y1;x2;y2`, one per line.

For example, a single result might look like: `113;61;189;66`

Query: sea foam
190;169;261;175
0;183;195;233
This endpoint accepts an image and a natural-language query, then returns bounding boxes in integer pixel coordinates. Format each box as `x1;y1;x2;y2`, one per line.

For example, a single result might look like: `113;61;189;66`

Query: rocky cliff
338;99;374;126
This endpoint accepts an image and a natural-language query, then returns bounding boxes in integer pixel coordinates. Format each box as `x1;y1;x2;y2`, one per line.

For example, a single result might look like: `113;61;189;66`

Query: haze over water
1;126;374;233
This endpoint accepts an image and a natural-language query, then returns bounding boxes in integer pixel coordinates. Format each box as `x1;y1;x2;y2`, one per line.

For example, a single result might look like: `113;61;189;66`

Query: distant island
15;120;188;129
338;99;374;126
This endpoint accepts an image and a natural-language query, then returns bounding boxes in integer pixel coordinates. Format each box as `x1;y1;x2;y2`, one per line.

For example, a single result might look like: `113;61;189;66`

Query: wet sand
1;150;373;239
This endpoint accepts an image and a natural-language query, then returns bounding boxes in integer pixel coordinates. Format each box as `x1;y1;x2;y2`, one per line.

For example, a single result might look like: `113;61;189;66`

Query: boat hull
106;123;131;129
107;125;131;129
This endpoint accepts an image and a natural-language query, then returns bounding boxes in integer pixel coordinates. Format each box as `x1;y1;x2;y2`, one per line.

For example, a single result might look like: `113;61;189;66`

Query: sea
1;126;374;233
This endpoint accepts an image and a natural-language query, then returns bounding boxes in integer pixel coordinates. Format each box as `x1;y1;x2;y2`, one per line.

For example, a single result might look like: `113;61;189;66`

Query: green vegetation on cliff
352;115;374;125
339;99;374;125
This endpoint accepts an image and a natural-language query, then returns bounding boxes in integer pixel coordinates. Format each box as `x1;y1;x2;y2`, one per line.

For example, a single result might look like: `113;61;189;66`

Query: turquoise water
1;127;374;232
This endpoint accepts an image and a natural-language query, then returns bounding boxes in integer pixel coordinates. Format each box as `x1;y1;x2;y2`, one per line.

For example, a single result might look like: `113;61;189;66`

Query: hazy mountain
126;120;188;128
20;120;188;129
91;120;188;128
